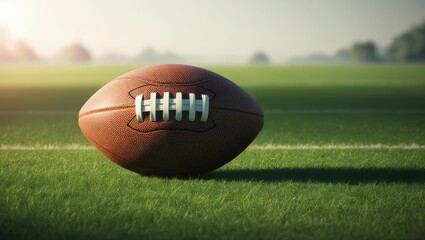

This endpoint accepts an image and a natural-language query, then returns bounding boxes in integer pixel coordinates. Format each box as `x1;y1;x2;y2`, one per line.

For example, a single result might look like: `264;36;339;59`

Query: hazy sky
0;0;424;63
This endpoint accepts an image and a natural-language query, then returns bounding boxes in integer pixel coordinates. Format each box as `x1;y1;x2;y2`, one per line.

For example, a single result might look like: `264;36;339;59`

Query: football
78;64;263;177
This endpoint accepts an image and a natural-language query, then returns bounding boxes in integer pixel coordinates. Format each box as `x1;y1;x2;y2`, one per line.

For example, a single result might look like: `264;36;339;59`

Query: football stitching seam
210;107;264;118
126;115;217;133
79;105;263;119
116;77;219;85
127;84;217;100
79;105;133;118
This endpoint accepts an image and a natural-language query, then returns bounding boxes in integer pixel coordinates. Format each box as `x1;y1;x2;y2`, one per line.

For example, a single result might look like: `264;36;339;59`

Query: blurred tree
335;49;352;61
137;48;160;63
136;47;180;64
12;40;38;61
387;21;425;61
100;52;131;64
248;51;270;65
350;42;379;62
57;43;91;62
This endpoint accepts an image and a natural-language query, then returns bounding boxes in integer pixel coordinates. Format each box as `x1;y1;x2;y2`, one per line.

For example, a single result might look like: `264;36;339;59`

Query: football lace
135;92;209;122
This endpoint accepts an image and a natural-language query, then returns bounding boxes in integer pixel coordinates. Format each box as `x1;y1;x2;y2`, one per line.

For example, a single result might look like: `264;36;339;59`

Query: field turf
0;65;424;239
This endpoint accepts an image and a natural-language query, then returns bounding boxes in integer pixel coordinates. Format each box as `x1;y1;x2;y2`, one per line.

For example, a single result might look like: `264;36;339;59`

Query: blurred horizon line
1;18;425;65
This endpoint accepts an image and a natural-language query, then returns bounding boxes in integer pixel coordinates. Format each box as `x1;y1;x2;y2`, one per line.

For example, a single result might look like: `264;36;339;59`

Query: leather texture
79;64;263;177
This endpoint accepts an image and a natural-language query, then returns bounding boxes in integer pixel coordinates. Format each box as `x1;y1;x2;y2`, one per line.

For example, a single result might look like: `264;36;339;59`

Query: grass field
1;64;425;239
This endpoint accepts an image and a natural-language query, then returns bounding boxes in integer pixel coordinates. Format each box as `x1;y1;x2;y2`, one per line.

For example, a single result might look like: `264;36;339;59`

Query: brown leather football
79;64;263;177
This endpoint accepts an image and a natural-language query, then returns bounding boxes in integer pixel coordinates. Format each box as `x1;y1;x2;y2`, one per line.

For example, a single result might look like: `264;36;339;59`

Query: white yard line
0;110;78;115
248;144;425;150
0;143;424;151
0;144;94;151
264;109;425;114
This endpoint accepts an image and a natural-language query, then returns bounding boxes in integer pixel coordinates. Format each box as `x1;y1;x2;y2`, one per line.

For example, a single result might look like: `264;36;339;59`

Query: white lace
135;92;209;122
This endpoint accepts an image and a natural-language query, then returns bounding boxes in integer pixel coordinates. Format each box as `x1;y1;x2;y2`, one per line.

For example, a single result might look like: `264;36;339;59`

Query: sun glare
0;2;16;26
0;1;33;33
